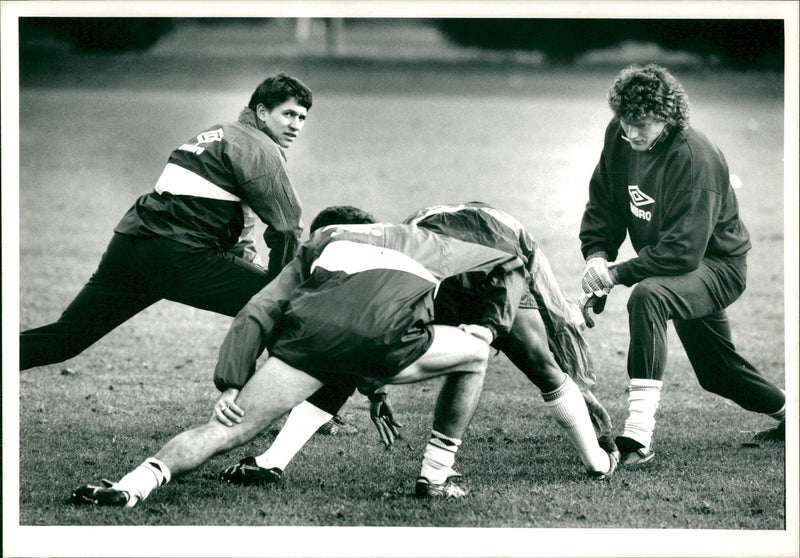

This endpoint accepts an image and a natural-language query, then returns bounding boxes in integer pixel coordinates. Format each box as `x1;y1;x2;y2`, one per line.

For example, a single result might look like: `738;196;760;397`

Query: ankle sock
113;457;171;507
621;378;662;452
543;376;610;473
420;430;461;484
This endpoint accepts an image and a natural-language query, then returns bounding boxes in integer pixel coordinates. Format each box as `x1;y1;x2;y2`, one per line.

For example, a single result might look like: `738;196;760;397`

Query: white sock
543;376;610;473
420;430;461;484
622;379;663;452
255;401;333;470
113;457;171;508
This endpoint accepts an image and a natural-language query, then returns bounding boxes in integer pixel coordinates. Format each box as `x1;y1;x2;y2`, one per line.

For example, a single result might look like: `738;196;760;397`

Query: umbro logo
628;185;655;207
628;185;654;221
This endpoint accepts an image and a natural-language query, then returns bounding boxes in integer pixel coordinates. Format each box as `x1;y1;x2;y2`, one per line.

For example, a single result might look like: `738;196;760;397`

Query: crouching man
220;203;618;487
71;217;528;505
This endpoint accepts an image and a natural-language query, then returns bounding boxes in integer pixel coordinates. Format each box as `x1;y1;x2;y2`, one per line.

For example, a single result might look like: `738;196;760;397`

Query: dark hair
248;73;313;111
607;64;690;130
309;206;377;234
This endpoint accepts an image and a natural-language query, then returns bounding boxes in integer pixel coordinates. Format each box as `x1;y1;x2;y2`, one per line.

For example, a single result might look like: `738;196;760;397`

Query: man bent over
71;220;527;505
221;203;618;487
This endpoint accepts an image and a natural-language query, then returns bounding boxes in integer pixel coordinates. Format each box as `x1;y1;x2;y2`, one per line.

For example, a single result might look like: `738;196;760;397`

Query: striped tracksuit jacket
213;223;526;390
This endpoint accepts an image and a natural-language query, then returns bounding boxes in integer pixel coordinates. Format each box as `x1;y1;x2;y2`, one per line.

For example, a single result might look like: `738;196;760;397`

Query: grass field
5;18;797;558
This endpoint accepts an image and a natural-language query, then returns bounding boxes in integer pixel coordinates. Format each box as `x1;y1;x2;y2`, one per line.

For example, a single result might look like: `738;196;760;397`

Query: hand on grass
582;389;613;437
213;388;244;427
369;392;403;448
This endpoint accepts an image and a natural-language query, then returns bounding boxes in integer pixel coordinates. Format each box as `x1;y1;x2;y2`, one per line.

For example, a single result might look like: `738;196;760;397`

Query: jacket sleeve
245;165;303;279
227;205;263;266
613;153;723;286
580;121;629;261
213;253;306;391
232;141;303;279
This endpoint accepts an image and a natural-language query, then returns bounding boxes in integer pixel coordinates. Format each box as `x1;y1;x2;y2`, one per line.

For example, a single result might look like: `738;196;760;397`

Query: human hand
581;257;614;297
582;389;613;436
458;324;494;345
369;392;403;448
213;388;244;427
568;299;588;331
579;292;607;328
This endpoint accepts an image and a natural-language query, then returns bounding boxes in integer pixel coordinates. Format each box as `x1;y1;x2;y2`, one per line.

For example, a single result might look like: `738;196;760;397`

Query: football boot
218;456;283;486
316;415;358;435
70;479;133;507
414;472;469;499
752;421;785;443
616;435;656;466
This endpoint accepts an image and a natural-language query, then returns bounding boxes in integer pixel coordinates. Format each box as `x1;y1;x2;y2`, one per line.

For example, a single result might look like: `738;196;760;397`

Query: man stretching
71;219;527;505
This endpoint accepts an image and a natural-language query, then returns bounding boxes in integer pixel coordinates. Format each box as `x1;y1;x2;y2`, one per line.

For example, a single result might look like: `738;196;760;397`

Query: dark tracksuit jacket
116;107;303;276
19;108;304;371
405;202;595;389
214;223;526;391
579;117;751;284
578;118;783;414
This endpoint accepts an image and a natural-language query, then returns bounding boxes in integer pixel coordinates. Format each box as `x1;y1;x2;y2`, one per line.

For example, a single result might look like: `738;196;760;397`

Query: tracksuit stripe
311;240;440;286
155;163;241;202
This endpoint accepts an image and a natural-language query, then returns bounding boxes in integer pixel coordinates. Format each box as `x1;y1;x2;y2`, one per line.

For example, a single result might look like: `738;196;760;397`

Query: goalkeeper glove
579;292;607;328
581;256;614;297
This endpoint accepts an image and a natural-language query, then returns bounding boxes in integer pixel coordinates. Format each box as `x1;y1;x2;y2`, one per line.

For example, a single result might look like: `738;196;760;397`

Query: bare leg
389;325;490;440
497;308;612;434
72;357;325;507
386;325;490;495
494;309;613;473
154;358;323;475
218;325;491;488
494;307;565;392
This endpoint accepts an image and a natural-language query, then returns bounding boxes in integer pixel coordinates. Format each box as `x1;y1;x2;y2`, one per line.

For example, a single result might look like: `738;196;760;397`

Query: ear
256;103;269;122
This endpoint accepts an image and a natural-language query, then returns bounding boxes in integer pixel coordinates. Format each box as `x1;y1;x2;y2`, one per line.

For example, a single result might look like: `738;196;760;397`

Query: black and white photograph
2;1;797;557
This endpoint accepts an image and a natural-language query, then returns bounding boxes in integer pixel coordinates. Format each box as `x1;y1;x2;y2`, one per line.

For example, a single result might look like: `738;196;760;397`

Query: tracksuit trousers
19;232;353;414
625;254;784;414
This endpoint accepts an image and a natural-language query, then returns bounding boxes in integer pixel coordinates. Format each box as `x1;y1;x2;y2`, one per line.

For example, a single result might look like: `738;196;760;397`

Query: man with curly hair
578;64;786;465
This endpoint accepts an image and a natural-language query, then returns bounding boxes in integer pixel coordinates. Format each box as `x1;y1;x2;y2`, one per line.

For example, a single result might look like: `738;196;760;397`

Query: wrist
477;324;496;344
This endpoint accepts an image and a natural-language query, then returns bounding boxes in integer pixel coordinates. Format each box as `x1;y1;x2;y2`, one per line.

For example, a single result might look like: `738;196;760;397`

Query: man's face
620;118;667;152
256;98;308;148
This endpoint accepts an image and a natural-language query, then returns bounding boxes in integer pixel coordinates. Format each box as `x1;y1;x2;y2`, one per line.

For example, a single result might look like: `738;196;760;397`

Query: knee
627;279;668;317
695;373;725;395
465;340;490;375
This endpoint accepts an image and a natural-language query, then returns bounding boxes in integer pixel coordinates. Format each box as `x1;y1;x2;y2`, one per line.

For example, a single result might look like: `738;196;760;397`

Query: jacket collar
647;125;674;152
237;107;287;159
237;107;260;129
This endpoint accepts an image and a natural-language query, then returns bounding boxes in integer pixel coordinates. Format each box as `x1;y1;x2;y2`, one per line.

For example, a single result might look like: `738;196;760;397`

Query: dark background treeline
20;17;784;70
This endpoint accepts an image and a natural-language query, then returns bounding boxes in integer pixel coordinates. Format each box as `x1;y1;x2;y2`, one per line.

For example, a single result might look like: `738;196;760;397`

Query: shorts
270;323;434;385
519;274;539;309
434;279;537;327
